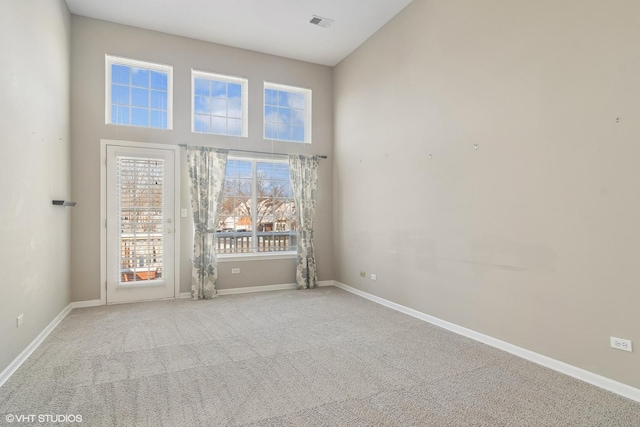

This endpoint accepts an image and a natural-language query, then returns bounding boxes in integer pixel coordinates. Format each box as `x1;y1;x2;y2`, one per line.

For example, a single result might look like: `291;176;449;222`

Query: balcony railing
216;231;296;254
119;233;163;282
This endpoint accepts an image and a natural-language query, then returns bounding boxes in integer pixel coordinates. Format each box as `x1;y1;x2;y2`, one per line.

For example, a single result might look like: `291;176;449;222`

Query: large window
217;157;296;255
106;55;173;129
264;82;312;143
192;70;248;137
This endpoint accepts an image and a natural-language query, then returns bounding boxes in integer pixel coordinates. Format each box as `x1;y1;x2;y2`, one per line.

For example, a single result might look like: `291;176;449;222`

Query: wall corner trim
0;304;73;389
333;281;640;404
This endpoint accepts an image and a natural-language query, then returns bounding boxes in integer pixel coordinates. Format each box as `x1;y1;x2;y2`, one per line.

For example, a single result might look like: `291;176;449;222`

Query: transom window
264;82;312;143
217;157;296;255
106;55;173;129
192;70;248;137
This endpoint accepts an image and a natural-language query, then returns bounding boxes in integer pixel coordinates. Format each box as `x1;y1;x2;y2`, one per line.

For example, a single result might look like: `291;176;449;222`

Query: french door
105;145;177;304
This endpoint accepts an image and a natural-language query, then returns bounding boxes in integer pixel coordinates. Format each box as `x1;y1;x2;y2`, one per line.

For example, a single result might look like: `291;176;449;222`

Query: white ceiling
65;0;414;67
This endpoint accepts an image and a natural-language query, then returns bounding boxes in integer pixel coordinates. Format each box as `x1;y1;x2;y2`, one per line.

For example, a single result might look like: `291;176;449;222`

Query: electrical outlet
370;274;377;281
232;268;240;274
610;337;632;352
359;271;366;277
17;314;23;327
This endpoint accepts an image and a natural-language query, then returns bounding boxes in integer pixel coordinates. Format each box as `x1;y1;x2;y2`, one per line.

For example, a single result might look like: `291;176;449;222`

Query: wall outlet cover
610;336;632;352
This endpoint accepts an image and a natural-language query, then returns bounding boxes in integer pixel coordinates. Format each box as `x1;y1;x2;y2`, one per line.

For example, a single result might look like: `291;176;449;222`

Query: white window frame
105;55;174;129
217;154;297;261
263;82;312;144
191;70;249;137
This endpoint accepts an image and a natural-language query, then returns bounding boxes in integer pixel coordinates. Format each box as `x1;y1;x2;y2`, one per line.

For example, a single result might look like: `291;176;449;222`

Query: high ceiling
65;0;414;67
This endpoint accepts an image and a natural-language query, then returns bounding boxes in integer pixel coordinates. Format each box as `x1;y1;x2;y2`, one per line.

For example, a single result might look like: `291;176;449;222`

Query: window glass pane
272;163;290;180
290;92;305;109
131;88;149;108
212;98;227;117
212;81;226;97
131;108;149;126
220;197;235;216
235;161;252;177
278;125;292;141
265;89;277;106
112;65;130;85
278;108;291;125
228;83;241;99
257;162;274;179
234;216;252;232
272;181;291;198
151;90;167;110
265;106;278;123
194;96;210;114
131;68;150;87
277;91;290;107
227;119;242;136
151;110;167;128
257;216;275;231
194;114;210;132
194;78;210;96
113;105;130;124
228;100;242;119
150;71;167;90
292;109;305;127
112;85;130;105
211;116;226;134
292;126;305;142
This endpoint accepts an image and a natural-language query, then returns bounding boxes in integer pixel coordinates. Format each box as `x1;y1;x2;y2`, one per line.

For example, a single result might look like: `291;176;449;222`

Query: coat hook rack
52;200;77;207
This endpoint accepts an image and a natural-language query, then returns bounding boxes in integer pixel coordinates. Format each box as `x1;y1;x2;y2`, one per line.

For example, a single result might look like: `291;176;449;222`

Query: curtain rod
177;144;327;159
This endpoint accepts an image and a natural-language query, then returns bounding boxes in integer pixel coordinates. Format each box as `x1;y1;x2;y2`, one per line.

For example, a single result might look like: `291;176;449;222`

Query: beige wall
0;0;71;374
70;17;333;301
333;0;640;389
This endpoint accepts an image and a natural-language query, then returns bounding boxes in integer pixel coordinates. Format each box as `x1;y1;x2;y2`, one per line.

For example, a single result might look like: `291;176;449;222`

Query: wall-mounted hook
474;144;478;150
428;154;433;160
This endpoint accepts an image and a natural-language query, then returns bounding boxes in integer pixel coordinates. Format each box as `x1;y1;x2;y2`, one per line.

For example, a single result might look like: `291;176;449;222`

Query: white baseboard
218;283;296;295
333;281;640;403
70;299;102;309
179;292;191;299
217;280;334;296
0;303;73;389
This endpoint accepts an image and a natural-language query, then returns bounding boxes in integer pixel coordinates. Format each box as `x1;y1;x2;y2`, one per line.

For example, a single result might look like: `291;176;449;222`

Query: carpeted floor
1;287;639;426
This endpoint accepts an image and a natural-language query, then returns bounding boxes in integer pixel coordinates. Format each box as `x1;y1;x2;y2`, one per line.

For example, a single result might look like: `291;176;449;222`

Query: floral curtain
289;154;320;289
187;147;228;300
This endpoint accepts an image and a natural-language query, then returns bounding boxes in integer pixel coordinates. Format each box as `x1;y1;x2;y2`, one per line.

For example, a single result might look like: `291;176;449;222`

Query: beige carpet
1;287;639;426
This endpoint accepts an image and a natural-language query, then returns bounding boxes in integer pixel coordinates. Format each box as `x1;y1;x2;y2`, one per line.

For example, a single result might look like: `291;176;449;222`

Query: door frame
100;139;181;305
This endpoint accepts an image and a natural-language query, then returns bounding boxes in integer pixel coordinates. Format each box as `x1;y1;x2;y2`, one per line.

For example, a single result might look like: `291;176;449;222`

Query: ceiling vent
310;15;334;28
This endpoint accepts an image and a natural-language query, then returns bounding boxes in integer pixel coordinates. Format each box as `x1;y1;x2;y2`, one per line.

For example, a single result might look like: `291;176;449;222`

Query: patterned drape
187;147;228;300
289;155;320;289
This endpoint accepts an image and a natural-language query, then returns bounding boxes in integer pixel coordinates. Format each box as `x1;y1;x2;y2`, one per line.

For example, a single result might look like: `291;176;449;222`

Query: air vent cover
310;15;334;28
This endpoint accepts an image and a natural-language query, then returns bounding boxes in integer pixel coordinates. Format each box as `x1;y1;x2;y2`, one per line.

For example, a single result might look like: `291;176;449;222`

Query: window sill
217;252;296;263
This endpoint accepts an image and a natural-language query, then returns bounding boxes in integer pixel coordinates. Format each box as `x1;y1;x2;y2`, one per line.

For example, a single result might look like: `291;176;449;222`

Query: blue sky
111;64;168;128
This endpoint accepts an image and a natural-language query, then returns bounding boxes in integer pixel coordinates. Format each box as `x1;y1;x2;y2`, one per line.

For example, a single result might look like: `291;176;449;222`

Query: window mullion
251;160;258;254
